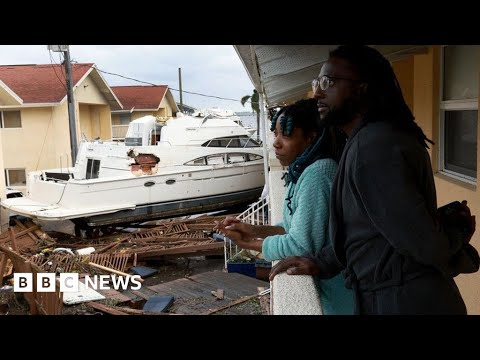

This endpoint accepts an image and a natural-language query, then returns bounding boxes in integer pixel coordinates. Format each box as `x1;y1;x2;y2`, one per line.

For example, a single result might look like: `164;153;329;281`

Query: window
206;154;225;165
201;136;261;148
185;157;207;166
247;154;263;161
119;113;131;125
227;153;246;164
5;169;26;186
1;111;22;128
86;159;100;179
440;45;479;182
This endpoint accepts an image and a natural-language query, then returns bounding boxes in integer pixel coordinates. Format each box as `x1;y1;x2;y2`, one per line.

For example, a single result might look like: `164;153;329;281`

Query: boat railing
223;196;269;269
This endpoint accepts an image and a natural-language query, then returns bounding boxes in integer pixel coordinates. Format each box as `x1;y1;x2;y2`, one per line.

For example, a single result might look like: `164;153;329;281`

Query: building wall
392;57;414;114
159;97;174;117
396;46;480;314
79;103;93;139
0;131;8;231
111;113;121;125
1;105;72;193
98;105;112;139
74;76;110;105
0;74;114;195
75;76;112;140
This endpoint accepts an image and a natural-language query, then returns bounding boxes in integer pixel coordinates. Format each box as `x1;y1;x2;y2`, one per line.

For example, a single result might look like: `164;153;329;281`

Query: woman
215;98;354;315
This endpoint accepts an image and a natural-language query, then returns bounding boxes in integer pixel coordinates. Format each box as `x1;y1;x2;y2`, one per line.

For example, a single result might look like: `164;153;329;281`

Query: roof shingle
0;63;93;103
110;85;168;110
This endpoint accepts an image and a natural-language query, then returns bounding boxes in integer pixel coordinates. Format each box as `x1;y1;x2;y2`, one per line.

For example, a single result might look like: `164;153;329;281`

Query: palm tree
241;89;260;140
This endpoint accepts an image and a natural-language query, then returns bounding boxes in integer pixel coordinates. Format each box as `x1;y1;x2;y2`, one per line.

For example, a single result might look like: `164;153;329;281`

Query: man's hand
269;256;320;281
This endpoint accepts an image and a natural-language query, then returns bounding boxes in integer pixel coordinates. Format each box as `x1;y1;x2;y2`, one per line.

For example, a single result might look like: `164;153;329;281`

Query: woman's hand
214;217;262;251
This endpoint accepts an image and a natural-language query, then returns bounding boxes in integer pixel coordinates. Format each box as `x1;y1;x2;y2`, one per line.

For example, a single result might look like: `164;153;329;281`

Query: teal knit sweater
262;158;354;315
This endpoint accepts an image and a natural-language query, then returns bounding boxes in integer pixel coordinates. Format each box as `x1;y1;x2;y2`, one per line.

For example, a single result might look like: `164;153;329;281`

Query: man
269;45;479;315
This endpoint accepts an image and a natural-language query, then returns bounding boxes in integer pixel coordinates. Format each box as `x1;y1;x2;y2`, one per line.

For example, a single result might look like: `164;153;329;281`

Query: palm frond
240;95;251;107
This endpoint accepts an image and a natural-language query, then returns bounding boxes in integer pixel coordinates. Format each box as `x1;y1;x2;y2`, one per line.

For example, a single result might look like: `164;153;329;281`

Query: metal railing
223;196;269;268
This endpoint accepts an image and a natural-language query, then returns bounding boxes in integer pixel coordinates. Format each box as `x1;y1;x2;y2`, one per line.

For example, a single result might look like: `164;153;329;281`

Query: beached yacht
1;113;265;229
192;108;257;137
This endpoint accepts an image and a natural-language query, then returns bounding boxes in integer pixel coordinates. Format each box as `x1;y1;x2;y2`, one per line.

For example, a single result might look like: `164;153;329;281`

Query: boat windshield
201;136;261;148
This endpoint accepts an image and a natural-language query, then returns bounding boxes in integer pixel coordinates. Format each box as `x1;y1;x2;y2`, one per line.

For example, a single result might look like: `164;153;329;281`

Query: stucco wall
74;76;110;105
159;97;174;117
395;46;480;314
0;131;8;231
1;106;72;175
0;73;114;196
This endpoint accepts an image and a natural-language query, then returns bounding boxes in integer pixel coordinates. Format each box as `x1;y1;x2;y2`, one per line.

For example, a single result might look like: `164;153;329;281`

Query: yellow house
0;63;122;195
235;45;480;314
110;85;179;139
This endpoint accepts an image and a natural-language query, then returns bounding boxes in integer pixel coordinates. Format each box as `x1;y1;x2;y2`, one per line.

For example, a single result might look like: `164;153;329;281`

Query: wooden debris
257;287;270;315
8;228;18;252
211;288;224;300
85;302;129;315
86;261;144;282
0;252;7;283
202;294;258;315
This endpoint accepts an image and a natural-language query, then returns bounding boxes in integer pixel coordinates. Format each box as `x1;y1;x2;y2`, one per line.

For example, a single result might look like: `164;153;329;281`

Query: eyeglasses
311;75;361;93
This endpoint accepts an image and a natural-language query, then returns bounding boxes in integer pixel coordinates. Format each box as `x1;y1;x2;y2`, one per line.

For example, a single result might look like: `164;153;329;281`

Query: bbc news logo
13;273;142;292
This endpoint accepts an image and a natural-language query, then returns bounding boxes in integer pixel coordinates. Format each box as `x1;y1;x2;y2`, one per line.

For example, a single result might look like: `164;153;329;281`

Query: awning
234;45;429;108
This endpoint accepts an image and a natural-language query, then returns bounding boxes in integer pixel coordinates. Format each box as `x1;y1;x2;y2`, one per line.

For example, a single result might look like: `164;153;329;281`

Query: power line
73;63;260;106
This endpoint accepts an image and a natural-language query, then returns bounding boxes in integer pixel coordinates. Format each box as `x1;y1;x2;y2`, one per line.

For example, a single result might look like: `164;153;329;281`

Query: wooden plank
12;225;40;238
14;219;37;241
154;278;212;300
145;270;267;315
87;262;144;282
8;228;18;252
96;288;131;303
0;253;7;284
136;242;224;259
191;271;268;298
201;294;259;315
86;302;129;315
148;278;222;314
25;220;55;243
148;281;198;300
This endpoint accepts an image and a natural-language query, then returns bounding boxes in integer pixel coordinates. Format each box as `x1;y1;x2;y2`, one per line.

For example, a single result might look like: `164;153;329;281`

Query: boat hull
80;186;263;226
1;163;265;224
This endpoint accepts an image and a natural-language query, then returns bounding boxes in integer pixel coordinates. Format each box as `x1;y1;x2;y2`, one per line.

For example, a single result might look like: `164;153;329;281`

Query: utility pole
178;67;184;113
47;45;78;165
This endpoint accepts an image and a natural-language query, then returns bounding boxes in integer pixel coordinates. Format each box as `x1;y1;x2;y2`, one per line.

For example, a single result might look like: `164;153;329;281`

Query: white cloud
0;45;256;112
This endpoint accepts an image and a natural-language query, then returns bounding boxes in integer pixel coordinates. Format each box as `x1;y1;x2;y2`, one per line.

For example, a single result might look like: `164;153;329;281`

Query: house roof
0;63;123;110
0;63;93;103
111;85;170;111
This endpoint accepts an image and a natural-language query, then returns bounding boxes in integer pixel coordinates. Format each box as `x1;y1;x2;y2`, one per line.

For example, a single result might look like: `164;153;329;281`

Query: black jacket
313;121;468;314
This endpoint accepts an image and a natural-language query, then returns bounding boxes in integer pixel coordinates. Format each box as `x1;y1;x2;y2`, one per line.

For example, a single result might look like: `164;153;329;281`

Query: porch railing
223;196;269;268
111;125;129;139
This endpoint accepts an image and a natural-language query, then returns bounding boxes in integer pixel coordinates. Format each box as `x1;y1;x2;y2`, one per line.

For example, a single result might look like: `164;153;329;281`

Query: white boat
192;108;257;137
1;113;265;230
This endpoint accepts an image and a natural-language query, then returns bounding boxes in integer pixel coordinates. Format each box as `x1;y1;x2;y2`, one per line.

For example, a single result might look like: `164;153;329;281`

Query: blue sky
0;45;257;113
